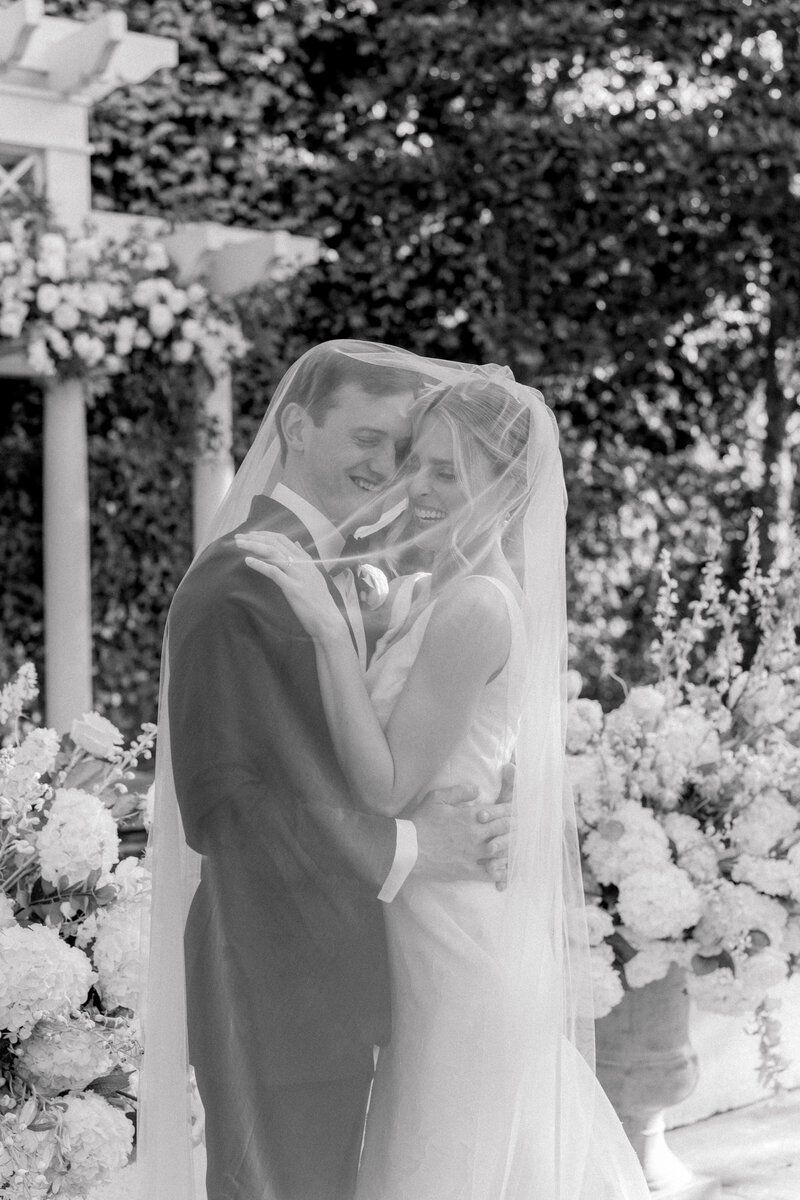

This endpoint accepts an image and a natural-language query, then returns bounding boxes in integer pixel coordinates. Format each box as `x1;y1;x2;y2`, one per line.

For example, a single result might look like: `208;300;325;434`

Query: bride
234;359;650;1200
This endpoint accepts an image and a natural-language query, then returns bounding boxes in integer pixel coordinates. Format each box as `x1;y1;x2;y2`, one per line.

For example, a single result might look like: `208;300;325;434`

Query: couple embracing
139;341;650;1200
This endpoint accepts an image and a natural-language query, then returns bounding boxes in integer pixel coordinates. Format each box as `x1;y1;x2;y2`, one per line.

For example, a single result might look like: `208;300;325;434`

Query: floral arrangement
570;516;800;1058
0;664;154;1199
0;209;248;388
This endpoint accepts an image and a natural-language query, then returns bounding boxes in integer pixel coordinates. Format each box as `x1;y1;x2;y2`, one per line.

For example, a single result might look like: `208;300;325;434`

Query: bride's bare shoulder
427;576;512;664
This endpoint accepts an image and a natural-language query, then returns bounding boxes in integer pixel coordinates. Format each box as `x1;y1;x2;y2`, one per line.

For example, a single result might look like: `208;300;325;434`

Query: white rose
624;685;667;728
28;338;55;375
39;232;67;258
52;302;81;331
186;282;207;306
73;332;106;367
80;284;109;319
132;279;161;308
0;306;25;338
143;243;170;272
71;712;124;760
167;287;189;315
36;283;61;314
171;337;194;364
356;564;390;611
148;302;175;339
181;317;204;342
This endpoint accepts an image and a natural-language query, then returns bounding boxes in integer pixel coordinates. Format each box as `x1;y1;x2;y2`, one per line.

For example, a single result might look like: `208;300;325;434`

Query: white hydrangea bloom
589;941;624;1017
780;914;800;957
0;892;15;927
0;1109;57;1198
624;940;681;989
37;789;119;887
567;752;608;829
731;854;797;898
17;1016;115;1093
15;726;61;777
729;788;799;856
617;864;703;941
693;880;788;955
566;699;604;754
91;881;150;1011
622;685;667;728
738;948;789;996
59;1092;133;1197
583;801;672;886
0;662;38;723
688;967;752;1015
583;904;614;947
0;924;95;1038
662;812;721;884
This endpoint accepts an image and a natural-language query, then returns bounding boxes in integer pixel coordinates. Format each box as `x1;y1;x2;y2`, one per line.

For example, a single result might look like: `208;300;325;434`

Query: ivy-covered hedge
0;363;197;733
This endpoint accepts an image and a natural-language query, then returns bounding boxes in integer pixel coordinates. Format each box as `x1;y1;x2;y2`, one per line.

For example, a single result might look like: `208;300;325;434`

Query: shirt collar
270;482;345;565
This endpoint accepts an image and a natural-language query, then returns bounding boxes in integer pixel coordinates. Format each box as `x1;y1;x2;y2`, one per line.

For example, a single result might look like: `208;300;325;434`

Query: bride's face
404;415;492;553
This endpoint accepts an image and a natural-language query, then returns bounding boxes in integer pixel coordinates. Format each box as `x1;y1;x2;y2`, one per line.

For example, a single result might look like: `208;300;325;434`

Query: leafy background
1;0;799;729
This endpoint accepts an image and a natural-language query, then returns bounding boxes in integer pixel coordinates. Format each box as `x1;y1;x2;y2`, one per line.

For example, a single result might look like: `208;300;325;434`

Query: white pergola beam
0;0;43;67
42;10;126;94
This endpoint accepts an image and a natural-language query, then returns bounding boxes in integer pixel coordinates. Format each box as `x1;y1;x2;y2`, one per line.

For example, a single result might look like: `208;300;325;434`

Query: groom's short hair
274;341;417;462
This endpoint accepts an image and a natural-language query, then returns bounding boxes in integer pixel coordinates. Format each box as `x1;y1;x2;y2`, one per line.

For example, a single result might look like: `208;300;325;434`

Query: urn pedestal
595;964;721;1198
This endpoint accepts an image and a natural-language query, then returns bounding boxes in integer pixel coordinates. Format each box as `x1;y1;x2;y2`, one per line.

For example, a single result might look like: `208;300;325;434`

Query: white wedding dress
355;575;651;1200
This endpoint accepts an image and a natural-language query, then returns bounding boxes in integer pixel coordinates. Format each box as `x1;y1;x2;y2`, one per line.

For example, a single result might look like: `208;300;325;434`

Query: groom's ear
280;402;310;455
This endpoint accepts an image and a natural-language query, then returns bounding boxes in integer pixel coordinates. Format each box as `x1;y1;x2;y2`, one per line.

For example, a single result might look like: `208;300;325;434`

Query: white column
193;368;234;551
43;377;93;730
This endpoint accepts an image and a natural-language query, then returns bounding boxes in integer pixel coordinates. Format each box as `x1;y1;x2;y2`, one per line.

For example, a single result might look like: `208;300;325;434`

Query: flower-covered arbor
0;0;318;729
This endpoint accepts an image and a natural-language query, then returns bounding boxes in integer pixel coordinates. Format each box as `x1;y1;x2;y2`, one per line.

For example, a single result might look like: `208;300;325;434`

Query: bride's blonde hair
406;376;532;582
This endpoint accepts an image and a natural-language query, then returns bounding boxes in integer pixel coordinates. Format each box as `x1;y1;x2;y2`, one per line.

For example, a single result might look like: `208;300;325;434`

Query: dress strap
386;571;429;631
463;574;524;623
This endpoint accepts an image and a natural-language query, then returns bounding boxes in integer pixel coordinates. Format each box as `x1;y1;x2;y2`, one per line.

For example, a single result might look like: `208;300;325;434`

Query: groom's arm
168;572;397;893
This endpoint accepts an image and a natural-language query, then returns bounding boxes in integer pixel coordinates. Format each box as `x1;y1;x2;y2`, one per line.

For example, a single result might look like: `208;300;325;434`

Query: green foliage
0;364;195;733
4;0;799;722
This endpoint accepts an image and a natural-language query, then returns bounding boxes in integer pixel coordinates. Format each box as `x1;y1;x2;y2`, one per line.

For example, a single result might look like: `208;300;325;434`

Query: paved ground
667;1090;800;1200
90;1091;800;1200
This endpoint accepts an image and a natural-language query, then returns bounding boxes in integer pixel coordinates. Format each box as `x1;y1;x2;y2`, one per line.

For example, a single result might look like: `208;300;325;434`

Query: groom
168;344;510;1200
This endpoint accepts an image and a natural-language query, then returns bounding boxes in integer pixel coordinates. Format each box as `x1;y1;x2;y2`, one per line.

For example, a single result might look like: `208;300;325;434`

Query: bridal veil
138;340;647;1199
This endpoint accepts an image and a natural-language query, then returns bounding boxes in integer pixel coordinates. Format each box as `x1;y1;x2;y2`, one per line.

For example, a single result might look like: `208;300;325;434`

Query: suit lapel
237;496;360;659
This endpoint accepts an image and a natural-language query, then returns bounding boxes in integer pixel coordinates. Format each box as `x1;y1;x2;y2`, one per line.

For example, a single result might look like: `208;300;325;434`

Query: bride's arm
235;531;509;815
314;580;510;815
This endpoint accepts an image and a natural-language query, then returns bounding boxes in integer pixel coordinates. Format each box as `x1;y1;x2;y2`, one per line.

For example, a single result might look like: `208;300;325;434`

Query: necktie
332;567;368;669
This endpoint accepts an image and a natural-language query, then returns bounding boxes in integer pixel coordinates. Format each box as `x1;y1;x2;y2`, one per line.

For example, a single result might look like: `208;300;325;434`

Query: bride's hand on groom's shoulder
411;780;510;889
235;531;347;643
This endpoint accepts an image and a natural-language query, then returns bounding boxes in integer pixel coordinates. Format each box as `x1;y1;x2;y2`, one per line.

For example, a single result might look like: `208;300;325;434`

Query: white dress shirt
270;483;417;902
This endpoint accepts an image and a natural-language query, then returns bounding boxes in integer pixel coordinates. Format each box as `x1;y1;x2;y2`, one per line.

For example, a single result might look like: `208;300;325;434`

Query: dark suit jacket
168;496;395;1089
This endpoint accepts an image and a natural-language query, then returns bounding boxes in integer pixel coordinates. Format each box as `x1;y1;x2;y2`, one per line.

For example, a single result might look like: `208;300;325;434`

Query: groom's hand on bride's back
411;770;511;889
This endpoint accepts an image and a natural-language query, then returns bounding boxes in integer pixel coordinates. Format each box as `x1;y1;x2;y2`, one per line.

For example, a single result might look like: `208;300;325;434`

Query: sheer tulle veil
137;340;639;1199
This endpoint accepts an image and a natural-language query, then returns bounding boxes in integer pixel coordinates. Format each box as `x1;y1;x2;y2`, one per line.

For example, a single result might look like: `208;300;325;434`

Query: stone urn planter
595;963;720;1198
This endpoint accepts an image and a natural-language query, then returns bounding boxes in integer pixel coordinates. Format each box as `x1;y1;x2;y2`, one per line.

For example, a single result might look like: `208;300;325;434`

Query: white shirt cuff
377;819;418;903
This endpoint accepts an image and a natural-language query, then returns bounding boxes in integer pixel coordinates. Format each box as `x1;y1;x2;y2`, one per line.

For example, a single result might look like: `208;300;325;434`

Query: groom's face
295;383;413;530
